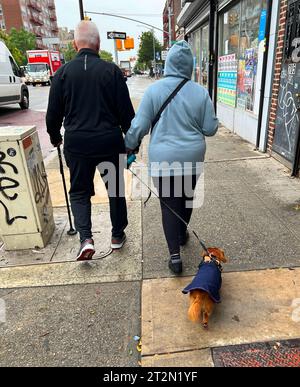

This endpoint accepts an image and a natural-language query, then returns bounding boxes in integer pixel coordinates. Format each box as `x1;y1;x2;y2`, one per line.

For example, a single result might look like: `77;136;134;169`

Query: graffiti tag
0;151;27;225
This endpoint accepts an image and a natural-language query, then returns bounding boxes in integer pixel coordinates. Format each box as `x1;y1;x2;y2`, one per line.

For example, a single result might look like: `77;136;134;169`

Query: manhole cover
213;340;300;367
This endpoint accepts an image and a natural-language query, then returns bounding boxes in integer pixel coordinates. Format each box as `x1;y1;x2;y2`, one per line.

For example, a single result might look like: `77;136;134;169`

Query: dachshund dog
182;248;227;328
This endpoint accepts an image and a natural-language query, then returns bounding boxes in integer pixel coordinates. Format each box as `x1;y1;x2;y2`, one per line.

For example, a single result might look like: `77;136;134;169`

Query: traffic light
228;10;238;25
124;37;134;50
116;39;123;51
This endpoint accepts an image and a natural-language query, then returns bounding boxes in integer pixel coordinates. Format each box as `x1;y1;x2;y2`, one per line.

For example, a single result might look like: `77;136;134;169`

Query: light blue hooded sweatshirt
125;40;218;176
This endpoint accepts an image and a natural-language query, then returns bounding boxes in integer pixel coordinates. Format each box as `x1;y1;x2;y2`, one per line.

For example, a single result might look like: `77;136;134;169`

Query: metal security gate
273;0;300;174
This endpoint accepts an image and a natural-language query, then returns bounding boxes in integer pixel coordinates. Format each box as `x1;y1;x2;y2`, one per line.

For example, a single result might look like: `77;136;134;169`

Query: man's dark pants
64;151;128;243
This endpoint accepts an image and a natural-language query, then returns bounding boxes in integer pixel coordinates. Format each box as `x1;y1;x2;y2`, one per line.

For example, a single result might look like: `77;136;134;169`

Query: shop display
218;0;267;113
217;54;238;107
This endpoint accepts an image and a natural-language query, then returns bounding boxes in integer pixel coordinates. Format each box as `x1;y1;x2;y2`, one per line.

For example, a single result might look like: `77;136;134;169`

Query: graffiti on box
26;142;51;225
27;148;49;205
0;151;27;226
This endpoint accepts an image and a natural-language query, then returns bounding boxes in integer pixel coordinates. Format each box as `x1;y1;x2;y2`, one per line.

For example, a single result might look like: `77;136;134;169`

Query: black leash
128;166;210;255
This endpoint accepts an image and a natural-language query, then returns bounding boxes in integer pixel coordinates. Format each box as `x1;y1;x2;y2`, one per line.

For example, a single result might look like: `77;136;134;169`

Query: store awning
177;0;209;28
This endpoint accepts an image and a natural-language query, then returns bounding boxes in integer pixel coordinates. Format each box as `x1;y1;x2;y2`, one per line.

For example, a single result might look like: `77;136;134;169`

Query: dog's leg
188;291;203;323
202;313;209;329
202;297;214;329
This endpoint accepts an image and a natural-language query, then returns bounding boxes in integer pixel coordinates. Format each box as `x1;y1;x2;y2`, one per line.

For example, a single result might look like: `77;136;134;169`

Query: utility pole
152;28;156;77
79;0;84;20
168;1;172;48
114;38;119;66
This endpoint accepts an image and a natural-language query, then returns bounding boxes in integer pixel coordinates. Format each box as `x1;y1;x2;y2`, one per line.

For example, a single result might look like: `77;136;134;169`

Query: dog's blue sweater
182;262;222;303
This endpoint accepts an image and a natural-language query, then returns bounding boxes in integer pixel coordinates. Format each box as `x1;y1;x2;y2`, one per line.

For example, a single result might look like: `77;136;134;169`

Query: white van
0;40;29;109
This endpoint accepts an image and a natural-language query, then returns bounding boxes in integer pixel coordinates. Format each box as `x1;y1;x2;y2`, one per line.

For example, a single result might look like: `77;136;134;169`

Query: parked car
0;41;29;109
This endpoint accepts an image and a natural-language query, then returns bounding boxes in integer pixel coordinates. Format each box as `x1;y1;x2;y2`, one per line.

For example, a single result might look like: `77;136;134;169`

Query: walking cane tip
67;229;77;236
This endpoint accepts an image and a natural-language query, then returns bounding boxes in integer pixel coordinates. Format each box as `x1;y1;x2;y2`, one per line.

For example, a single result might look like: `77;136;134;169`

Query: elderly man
46;21;135;261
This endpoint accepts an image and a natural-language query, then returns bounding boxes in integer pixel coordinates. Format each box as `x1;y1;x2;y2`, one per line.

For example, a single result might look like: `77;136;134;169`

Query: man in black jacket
46;21;135;261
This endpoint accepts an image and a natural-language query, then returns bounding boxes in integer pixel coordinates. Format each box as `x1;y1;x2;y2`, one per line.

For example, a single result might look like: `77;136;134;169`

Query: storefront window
190;23;209;88
218;0;268;113
237;0;267;111
200;24;209;88
191;29;201;84
219;4;241;56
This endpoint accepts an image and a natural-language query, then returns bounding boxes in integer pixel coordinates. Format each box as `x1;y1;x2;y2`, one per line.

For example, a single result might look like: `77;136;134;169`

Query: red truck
26;50;62;86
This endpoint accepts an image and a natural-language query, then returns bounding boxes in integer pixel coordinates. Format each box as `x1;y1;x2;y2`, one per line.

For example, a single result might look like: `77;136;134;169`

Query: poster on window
237;60;246;109
217;54;238;107
245;48;257;111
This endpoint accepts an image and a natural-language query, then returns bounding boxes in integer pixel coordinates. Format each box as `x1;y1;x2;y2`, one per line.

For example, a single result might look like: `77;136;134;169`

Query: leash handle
127;154;137;168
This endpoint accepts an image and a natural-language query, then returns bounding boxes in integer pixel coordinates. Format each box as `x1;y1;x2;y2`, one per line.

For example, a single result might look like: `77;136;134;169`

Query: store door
273;0;300;172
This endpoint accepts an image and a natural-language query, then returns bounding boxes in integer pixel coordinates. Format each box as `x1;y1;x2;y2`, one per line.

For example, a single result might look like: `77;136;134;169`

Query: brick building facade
58;27;74;50
0;0;59;49
163;0;183;48
266;0;300;175
267;0;288;153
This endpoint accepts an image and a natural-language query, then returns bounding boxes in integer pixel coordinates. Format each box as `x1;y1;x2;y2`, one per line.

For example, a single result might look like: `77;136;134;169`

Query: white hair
74;21;100;49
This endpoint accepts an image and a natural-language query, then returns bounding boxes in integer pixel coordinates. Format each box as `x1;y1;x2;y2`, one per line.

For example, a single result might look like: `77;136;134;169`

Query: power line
104;13;161;17
86;11;170;35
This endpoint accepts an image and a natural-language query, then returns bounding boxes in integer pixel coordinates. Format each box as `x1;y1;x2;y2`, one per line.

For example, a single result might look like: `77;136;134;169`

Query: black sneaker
76;239;95;261
180;231;190;246
111;233;127;250
168;254;183;274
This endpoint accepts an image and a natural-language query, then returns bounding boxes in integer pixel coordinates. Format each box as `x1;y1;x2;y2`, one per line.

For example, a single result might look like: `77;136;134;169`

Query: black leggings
153;175;199;255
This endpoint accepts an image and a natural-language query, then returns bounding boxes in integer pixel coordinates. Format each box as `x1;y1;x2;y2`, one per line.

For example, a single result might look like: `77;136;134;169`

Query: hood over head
164;40;194;79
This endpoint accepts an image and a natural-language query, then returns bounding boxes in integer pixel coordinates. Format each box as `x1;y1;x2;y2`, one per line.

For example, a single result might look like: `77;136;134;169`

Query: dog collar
201;255;223;272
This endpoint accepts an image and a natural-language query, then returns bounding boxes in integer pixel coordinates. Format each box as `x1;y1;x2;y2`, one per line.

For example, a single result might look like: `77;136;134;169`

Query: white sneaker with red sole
76;239;95;261
111;233;127;250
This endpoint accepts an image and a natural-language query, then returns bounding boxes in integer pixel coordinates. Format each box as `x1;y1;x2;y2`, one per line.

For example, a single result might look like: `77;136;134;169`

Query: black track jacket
46;48;135;157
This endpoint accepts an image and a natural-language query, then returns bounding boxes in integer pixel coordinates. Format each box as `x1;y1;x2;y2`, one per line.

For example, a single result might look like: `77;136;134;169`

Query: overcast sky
55;0;166;61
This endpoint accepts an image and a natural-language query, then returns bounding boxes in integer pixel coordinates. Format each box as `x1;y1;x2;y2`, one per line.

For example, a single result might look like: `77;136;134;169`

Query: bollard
0;126;55;250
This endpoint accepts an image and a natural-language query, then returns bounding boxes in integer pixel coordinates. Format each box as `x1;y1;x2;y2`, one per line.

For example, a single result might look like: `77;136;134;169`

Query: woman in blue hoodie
125;41;218;274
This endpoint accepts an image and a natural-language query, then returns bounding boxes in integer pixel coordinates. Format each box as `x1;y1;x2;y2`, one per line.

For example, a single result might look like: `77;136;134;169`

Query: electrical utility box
0;126;55;251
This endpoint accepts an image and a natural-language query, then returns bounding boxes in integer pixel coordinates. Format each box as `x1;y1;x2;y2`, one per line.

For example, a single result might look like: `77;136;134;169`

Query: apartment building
0;0;59;49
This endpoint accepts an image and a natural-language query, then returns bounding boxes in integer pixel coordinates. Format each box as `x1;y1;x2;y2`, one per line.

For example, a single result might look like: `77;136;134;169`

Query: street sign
161;50;168;60
107;31;127;40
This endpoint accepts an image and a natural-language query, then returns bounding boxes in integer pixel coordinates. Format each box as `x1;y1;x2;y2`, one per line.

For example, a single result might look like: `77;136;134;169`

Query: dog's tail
188;290;204;323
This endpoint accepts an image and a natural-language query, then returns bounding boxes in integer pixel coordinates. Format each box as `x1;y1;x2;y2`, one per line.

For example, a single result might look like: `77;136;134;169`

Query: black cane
57;145;77;236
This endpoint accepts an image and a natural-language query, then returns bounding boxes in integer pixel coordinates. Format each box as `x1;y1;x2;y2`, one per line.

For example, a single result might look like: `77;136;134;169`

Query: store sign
258;9;267;42
217;54;237;108
161;50;168;60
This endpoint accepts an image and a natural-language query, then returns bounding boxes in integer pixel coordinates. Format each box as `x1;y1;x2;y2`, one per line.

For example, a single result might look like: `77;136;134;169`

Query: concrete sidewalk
1;126;300;367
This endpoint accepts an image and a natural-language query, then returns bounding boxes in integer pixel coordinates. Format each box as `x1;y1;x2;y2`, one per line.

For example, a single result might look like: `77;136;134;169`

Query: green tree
137;31;162;70
0;30;23;65
100;49;113;62
61;42;77;62
9;28;36;65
